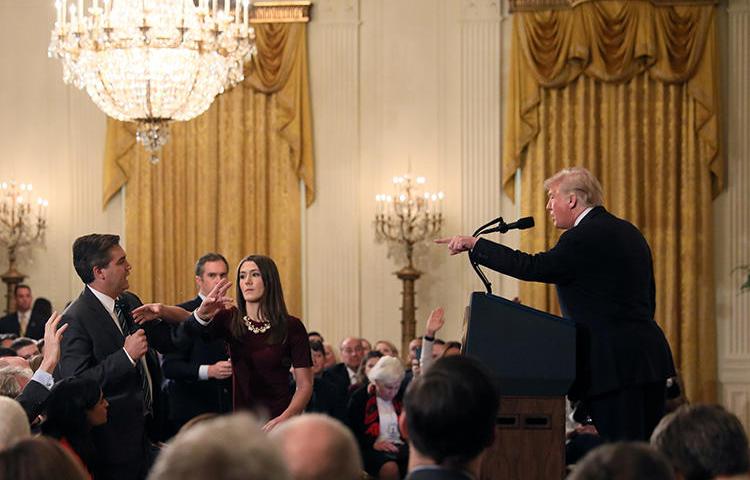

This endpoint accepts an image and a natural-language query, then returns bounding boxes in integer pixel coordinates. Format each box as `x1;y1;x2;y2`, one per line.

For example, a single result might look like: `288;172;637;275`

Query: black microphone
480;216;535;235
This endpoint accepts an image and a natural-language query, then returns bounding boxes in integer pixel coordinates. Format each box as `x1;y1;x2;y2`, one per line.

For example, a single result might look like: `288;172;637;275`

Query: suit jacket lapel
80;287;126;347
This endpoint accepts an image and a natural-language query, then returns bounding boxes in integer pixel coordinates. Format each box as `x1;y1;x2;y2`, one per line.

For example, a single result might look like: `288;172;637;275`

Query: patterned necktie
114;297;153;416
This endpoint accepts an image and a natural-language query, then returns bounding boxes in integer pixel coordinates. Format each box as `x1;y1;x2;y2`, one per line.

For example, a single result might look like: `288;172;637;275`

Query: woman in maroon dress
135;255;313;431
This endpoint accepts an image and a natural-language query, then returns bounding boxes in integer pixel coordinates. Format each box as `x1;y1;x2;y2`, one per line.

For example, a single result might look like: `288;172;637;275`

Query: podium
463;292;576;480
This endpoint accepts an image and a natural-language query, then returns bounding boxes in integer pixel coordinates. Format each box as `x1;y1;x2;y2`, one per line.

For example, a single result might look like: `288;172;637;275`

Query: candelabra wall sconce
0;182;48;314
374;174;443;358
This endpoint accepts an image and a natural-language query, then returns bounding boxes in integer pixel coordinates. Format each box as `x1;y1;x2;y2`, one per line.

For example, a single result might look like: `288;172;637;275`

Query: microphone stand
470;219;509;295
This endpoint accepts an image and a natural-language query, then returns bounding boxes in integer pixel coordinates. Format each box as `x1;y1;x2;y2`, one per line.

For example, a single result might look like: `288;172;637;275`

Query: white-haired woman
347;355;407;480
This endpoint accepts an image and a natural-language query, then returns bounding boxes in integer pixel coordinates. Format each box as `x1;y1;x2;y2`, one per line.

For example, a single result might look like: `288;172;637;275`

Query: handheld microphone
480;216;535;235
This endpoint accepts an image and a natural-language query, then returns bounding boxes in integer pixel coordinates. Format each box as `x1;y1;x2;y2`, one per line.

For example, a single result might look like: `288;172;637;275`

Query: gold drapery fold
101;22;314;316
504;1;720;403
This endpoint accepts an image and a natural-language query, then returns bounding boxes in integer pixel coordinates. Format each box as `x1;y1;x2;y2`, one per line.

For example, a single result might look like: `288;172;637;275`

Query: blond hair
368;356;405;385
544;167;604;207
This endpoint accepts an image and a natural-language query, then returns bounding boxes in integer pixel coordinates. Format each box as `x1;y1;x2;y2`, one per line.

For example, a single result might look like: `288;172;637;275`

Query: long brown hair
231;255;289;344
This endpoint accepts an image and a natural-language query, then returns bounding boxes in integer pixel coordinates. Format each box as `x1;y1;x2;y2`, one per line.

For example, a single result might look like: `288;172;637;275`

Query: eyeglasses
341;347;363;354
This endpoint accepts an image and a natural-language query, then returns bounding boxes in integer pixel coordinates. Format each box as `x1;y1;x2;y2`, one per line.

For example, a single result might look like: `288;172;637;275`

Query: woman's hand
373;440;399;453
132;303;163;324
425;307;445;337
262;415;286;432
195;279;233;320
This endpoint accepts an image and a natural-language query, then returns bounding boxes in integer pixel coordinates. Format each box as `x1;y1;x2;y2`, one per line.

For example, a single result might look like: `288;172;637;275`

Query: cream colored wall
0;0;121;314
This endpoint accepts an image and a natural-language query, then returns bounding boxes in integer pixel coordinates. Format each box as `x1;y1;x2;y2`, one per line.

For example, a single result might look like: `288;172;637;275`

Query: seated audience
147;413;291;480
442;341;462;357
361;338;372;356
0;436;89;480
308;331;325;345
351;350;384;391
42;377;109;475
374;340;399;358
10;337;39;360
401;355;498;480
304;341;344;421
270;413;363;480
0;285;46;340
568;442;674;480
0;396;30;450
650;404;750;480
0;334;17;349
323;343;337;369
323;337;364;403
0;361;32;397
348;356;407;480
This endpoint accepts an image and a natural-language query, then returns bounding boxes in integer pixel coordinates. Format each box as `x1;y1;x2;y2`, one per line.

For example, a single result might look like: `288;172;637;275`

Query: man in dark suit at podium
437;167;675;442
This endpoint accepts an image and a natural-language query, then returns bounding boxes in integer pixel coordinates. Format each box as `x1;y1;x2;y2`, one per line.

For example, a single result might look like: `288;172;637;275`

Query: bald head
340;337;364;370
270;414;362;480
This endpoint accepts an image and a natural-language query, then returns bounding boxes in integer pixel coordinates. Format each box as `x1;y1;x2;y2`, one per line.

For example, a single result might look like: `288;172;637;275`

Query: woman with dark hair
41;377;108;474
351;350;384;391
134;255;313;432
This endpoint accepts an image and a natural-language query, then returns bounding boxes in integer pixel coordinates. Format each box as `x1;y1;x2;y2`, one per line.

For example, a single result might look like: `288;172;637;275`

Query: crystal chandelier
48;0;256;163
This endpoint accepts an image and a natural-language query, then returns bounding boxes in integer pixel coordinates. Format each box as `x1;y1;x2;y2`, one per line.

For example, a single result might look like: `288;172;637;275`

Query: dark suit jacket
161;296;232;426
470;206;675;397
0;311;46;339
16;378;51;423
322;362;354;409
57;287;181;480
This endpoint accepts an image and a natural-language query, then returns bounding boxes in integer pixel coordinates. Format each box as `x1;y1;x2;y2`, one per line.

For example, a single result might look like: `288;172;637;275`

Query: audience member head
432;339;447;358
323;344;337;368
340;337;364;370
43;377;108;439
569;442;674;480
30;297;52;322
194;253;229;297
374;340;398;358
72;234;129;297
0;346;17;357
368;356;404;402
148;413;290;480
309;340;326;376
10;338;39;360
0;397;30;451
27;355;43;373
232;255;289;344
355;350;383;386
0;436;88;480
176;413;220;436
401;356;498;471
0;363;33;397
13;285;33;313
270;414;362;480
360;338;372;356
308;331;324;344
442;341;462;357
651;404;750;480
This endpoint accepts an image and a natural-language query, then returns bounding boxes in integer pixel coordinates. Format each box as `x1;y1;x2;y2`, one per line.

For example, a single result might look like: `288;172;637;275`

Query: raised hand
196;278;233;320
132;303;192;325
425;307;445;337
39;311;68;373
434;235;478;255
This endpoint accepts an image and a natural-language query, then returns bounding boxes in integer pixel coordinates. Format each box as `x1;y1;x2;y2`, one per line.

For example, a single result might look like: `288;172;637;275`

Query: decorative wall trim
508;0;717;12
252;1;312;23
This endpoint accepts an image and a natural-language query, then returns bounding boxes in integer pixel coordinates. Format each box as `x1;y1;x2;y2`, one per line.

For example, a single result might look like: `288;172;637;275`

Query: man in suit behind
322;336;363;399
0;285;46;340
57;234;181;480
437;167;675;442
162;253;232;433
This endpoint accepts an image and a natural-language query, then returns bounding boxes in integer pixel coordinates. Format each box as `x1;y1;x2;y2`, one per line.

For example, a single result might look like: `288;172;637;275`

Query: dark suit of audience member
323;362;353;399
0;310;46;340
442;168;675;442
162;296;232;431
304;374;344;421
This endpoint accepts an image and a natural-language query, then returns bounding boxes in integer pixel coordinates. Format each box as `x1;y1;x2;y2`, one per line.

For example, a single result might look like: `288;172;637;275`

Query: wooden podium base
480;396;566;480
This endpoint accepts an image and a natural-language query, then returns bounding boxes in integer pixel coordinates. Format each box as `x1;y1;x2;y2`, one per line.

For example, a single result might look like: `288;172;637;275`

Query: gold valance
503;1;722;199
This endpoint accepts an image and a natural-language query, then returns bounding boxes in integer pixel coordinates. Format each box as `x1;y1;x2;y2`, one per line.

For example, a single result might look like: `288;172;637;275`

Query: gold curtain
101;22;314;317
504;1;721;403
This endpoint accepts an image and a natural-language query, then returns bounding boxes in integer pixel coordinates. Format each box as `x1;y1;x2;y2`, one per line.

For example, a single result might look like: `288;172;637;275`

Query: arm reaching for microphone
434;235;478;255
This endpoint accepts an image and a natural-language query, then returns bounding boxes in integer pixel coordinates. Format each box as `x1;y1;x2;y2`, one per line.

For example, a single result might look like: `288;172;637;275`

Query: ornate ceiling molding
509;0;717;13
252;1;312;23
